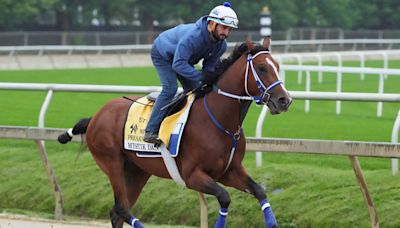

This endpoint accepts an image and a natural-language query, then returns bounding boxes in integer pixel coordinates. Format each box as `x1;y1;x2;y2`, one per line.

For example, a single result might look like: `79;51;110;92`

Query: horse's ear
245;40;254;51
262;36;271;49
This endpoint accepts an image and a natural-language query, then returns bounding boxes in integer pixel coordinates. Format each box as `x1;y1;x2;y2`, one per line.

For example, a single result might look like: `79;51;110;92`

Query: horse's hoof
58;132;72;144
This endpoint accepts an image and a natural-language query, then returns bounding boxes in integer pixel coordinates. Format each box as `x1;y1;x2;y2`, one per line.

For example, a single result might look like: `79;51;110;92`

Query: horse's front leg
220;165;278;228
186;168;230;228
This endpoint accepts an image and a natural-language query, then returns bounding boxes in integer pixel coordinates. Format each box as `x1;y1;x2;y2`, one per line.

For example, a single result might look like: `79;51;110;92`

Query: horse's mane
195;42;269;98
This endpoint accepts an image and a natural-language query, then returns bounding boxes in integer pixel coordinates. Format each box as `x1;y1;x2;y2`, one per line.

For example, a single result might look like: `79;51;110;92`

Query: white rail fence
2;29;400;46
259;62;400;175
255;92;400;173
273;38;400;52
1;84;399;228
0;47;399;71
1;82;399;173
276;50;400;82
0;39;399;55
279;64;400;117
1;126;399;227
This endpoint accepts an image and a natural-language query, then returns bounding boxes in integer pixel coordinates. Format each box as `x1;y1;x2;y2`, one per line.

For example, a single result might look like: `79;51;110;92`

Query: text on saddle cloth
123;94;195;157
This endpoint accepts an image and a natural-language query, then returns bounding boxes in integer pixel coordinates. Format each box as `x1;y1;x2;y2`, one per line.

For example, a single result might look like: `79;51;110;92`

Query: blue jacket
153;16;227;81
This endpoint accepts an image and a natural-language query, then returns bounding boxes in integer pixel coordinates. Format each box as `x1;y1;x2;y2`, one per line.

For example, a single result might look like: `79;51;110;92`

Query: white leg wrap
131;218;139;227
261;202;271;211
67;128;74;137
219;210;228;216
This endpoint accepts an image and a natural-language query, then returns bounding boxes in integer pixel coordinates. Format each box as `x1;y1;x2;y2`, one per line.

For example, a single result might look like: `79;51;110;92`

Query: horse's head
201;37;291;114
243;37;292;114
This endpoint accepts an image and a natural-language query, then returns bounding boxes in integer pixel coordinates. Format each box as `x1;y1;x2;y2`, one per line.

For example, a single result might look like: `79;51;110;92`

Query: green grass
0;60;400;227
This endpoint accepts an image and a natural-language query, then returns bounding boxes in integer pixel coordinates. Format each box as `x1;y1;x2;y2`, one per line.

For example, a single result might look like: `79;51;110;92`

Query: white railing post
335;54;342;115
383;52;388;79
358;52;365;80
305;71;311;112
37;89;63;220
276;56;284;82
377;73;384;117
296;54;302;84
392;110;400;176
39;90;53;130
316;54;323;83
255;106;269;167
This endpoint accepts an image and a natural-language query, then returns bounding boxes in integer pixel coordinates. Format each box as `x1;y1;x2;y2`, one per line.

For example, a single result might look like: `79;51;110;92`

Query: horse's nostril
278;97;287;105
278;97;291;109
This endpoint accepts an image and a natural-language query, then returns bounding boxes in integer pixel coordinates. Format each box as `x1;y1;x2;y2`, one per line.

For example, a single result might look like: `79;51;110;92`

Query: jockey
144;2;239;143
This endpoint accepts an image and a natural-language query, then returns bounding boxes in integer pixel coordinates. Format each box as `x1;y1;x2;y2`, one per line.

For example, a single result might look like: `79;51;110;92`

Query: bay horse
58;37;291;228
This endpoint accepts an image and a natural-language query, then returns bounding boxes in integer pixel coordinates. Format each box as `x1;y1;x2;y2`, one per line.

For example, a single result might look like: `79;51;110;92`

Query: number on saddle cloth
147;91;188;117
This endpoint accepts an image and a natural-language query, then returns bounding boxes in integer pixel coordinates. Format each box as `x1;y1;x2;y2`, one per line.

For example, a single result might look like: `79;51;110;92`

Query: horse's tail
57;117;92;144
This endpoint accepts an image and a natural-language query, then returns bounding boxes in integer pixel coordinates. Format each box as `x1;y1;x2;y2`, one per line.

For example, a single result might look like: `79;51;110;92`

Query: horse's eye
258;65;267;73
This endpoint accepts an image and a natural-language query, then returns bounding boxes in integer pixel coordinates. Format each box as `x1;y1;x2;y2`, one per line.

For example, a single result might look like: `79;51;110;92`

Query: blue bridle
204;50;283;172
215;51;283;105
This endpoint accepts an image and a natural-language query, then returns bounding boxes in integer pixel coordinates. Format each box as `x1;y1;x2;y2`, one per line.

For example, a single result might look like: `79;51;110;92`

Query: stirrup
144;137;162;147
143;132;162;147
154;139;162;147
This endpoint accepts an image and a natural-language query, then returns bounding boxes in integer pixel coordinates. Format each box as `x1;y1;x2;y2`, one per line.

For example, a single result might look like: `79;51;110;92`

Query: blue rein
203;50;284;172
204;95;242;140
204;95;242;173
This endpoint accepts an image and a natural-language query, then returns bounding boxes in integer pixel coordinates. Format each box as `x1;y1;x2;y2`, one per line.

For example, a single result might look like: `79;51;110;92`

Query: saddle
146;91;188;117
123;92;195;157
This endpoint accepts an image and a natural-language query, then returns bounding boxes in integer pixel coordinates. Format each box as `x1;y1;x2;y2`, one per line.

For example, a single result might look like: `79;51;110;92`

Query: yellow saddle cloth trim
123;94;194;154
159;94;194;145
123;97;153;145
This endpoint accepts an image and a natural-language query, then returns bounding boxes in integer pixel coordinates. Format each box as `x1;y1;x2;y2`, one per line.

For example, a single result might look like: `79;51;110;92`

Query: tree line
1;0;399;31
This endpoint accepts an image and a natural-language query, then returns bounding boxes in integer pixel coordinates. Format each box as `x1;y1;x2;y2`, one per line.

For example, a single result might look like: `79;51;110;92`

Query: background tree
0;0;55;29
82;0;137;27
269;0;298;30
353;0;400;30
316;0;357;28
1;0;399;31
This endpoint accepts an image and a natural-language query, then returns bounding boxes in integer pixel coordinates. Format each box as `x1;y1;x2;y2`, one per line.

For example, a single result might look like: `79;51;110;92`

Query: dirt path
0;214;109;228
0;214;193;228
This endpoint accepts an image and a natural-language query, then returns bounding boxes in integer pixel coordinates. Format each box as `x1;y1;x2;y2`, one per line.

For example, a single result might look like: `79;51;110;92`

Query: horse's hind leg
220;165;277;228
110;157;150;228
185;169;231;228
92;150;148;228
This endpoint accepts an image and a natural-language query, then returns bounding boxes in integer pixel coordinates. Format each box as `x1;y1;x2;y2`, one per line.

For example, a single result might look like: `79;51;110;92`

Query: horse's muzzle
278;96;292;110
267;96;292;114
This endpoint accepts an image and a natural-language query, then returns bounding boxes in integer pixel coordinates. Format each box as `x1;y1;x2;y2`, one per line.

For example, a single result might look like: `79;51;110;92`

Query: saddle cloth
123;94;195;157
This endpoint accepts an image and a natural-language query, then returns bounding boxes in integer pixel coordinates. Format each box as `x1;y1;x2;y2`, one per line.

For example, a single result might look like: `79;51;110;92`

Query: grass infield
0;60;399;227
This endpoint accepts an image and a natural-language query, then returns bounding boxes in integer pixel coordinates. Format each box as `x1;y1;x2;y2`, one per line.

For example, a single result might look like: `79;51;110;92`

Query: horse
58;37;291;228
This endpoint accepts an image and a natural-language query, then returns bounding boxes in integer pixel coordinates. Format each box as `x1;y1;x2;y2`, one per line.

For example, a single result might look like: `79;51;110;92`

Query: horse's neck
217;55;246;95
205;56;248;131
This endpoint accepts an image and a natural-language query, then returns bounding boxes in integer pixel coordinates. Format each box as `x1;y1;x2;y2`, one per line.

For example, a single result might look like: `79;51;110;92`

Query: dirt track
0;214;191;228
0;214;109;228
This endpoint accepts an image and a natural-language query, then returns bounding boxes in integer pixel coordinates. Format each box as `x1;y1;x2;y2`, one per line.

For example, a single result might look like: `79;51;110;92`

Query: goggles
209;16;238;28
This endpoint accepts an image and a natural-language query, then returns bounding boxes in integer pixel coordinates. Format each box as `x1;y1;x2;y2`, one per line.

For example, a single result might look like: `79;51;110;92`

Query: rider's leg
177;74;200;91
144;49;178;143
